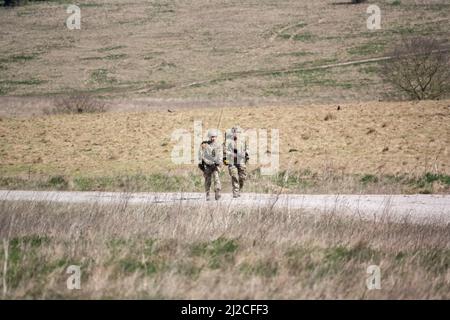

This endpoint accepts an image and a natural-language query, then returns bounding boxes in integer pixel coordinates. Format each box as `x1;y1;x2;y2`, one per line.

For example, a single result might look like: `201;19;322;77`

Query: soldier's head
207;129;218;142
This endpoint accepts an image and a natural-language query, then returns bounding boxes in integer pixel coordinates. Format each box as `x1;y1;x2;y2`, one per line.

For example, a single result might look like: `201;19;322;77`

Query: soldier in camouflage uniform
223;126;249;198
198;129;222;201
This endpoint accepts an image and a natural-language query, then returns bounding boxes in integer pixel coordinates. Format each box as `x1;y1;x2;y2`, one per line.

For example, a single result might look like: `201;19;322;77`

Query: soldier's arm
198;144;205;171
225;141;234;163
198;146;203;164
199;142;214;164
215;144;223;165
203;150;215;165
201;143;215;166
236;140;247;159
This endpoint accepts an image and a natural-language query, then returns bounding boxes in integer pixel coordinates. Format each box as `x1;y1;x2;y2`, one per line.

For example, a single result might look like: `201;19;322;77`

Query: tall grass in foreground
0;199;449;299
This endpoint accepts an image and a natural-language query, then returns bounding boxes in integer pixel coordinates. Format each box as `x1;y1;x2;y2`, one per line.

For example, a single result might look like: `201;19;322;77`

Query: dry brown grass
0;99;449;179
0;199;449;299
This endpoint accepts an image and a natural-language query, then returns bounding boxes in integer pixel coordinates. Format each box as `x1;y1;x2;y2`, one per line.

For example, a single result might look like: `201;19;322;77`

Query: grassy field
0;199;449;299
1;99;449;194
1;0;449;194
0;0;449;103
1;0;449;301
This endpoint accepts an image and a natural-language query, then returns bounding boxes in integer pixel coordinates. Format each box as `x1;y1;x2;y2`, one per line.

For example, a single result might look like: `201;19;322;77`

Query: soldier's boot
206;191;211;201
239;180;244;192
214;189;221;200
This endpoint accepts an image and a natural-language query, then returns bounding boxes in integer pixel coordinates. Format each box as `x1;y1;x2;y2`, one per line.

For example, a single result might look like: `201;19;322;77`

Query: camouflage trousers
228;165;247;196
204;165;221;193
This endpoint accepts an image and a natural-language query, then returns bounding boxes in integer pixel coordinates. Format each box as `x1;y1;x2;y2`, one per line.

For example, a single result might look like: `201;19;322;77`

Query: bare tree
381;37;450;100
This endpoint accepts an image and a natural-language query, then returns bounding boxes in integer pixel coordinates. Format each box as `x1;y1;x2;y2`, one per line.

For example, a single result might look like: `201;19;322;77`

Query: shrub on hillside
46;95;107;115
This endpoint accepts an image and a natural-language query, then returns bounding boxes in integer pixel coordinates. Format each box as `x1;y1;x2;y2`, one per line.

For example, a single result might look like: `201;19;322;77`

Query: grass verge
0;200;448;299
1;172;449;194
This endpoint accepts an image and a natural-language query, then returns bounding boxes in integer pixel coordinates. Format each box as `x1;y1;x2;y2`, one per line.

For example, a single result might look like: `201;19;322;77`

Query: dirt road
1;190;449;224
